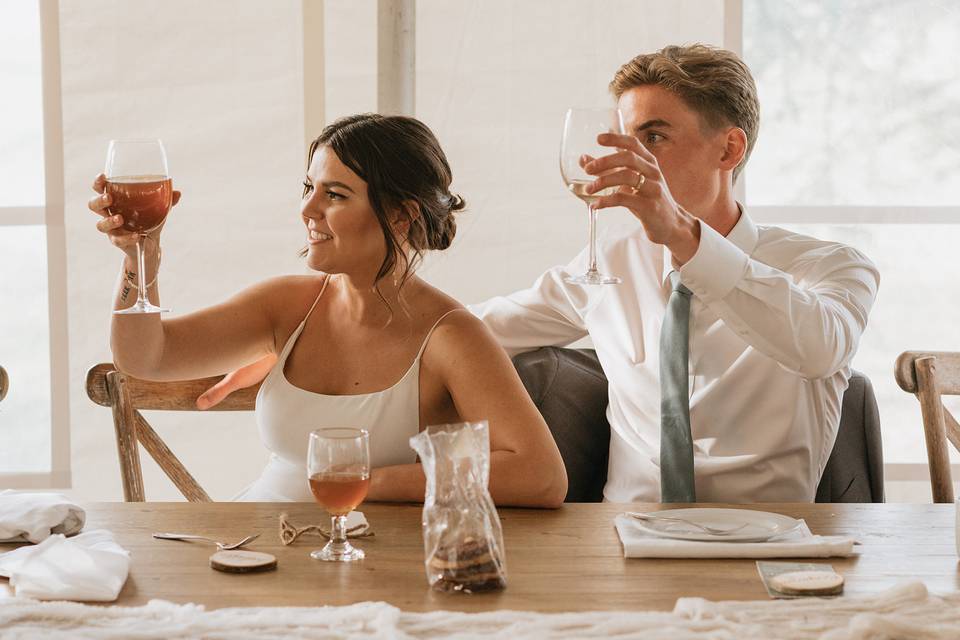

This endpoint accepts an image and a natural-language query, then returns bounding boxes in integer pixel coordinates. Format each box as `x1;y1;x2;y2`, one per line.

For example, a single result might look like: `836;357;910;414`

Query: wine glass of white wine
560;108;625;285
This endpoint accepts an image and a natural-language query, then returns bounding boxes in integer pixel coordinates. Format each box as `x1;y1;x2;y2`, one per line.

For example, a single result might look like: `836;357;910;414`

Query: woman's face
301;146;388;279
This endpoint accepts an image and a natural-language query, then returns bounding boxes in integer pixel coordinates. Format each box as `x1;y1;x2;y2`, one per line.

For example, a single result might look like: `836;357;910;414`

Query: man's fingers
597;132;654;162
196;385;226;410
587;168;648;194
585;149;657;177
593;190;645;211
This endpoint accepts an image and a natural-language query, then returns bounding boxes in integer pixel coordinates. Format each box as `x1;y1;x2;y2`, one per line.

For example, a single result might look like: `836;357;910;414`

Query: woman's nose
301;195;325;219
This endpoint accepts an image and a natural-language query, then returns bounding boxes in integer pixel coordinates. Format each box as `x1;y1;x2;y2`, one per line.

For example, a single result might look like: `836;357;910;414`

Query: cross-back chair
895;351;960;503
85;363;261;502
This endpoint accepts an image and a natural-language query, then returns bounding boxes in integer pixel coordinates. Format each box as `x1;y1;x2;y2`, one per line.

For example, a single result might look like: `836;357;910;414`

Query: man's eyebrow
319;180;356;193
634;119;672;133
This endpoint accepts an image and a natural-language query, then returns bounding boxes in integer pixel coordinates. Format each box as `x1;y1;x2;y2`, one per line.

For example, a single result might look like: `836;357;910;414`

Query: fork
625;512;749;536
152;532;261;550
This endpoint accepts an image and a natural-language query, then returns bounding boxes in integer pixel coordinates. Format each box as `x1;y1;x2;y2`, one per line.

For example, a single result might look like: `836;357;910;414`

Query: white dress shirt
470;208;879;503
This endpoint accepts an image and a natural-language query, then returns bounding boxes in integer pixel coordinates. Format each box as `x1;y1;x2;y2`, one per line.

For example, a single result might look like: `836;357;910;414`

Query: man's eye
646;133;664;144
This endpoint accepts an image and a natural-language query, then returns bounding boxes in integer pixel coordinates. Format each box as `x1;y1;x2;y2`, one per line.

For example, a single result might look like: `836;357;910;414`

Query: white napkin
0;490;85;543
0;529;130;601
614;514;856;558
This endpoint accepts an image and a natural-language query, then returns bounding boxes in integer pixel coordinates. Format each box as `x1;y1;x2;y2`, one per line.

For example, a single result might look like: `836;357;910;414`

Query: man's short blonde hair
610;44;759;181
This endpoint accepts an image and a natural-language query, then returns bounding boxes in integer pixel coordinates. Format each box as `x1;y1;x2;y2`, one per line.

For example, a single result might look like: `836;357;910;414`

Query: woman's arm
111;277;290;381
90;173;291;381
366;311;568;508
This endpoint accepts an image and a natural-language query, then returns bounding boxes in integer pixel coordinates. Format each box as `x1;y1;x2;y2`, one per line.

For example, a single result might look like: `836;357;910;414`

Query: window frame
727;0;956;483
0;0;71;488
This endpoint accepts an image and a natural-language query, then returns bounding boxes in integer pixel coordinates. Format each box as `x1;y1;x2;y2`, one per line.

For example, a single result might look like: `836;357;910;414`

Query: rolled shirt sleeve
680;221;879;380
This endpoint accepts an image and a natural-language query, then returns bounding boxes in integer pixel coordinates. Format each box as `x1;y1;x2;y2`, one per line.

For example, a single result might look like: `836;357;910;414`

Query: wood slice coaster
770;570;844;596
210;550;278;573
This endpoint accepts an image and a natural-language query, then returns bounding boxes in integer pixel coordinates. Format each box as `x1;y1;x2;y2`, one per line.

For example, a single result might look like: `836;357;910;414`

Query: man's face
617;84;729;215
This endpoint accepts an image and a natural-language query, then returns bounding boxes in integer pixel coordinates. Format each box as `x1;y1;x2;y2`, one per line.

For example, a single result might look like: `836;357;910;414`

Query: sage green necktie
659;271;696;503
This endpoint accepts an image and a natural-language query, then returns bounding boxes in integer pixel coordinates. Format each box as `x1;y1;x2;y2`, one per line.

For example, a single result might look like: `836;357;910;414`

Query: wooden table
2;503;957;611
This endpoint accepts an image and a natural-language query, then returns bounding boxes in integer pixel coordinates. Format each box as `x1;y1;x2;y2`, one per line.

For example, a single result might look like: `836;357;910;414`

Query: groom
197;44;879;503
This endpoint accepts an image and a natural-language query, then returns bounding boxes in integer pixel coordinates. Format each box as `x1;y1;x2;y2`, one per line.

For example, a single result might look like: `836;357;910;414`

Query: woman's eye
302;181;313;194
326;190;343;200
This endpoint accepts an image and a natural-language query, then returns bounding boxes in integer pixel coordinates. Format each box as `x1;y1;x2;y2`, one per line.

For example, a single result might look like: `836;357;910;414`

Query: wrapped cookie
410;421;507;593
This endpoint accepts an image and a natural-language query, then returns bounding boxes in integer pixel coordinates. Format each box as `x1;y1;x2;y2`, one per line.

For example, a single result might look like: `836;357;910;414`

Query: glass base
310;540;364;562
114;301;170;314
564;271;621;285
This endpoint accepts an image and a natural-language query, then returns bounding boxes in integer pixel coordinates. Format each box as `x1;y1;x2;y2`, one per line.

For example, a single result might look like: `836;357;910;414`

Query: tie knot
669;271;691;296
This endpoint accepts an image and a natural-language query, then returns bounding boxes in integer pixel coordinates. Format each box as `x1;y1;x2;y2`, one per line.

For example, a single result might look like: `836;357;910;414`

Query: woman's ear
391;200;421;235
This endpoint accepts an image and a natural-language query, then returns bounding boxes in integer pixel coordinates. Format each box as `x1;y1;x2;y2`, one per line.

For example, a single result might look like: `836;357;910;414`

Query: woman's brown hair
303;113;465;306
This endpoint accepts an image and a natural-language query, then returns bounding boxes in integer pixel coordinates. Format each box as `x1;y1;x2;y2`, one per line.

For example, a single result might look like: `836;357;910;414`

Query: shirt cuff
678;221;749;304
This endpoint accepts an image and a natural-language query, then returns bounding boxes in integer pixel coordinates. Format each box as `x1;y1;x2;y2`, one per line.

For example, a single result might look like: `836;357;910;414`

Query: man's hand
584;133;700;264
196;354;277;410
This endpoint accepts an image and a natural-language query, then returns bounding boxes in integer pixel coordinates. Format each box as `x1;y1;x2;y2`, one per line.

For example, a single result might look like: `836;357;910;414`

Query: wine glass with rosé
307;428;371;562
105;139;173;314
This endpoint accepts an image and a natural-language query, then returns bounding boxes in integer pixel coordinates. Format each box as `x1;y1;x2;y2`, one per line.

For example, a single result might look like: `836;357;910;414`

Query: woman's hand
88;173;182;259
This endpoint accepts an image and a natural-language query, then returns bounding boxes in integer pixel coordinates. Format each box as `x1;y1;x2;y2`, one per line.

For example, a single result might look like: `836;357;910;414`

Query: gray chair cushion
512;348;609;502
512;347;884;503
816;372;885;502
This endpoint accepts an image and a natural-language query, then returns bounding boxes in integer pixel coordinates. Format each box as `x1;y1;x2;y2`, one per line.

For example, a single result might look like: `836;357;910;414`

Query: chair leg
107;371;146;502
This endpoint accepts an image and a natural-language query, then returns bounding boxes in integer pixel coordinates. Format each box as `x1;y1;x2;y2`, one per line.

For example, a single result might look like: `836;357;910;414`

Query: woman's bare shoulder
253;274;330;336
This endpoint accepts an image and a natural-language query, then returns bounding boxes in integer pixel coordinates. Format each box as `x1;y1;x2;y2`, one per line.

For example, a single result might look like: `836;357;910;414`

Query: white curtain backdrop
61;0;723;500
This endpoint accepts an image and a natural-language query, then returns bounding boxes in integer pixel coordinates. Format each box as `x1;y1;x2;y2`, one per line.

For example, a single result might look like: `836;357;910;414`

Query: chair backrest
514;347;884;503
85;363;261;502
0;365;8;402
815;371;884;503
894;351;960;503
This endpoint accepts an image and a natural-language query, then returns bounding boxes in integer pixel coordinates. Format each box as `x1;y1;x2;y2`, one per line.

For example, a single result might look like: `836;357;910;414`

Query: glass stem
587;202;598;274
135;233;149;307
331;514;347;546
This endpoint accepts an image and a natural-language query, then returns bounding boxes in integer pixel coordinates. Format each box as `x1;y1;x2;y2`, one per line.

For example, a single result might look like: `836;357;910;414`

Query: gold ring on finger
634;171;646;190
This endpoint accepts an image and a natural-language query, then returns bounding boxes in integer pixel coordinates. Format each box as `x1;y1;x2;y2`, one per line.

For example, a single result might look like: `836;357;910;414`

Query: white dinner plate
625;508;803;543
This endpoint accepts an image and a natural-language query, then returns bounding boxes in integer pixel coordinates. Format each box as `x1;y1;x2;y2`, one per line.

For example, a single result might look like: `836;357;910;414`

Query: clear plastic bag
409;421;507;593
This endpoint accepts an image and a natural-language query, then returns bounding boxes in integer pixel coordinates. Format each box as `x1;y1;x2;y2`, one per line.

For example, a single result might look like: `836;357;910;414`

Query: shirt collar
661;203;758;286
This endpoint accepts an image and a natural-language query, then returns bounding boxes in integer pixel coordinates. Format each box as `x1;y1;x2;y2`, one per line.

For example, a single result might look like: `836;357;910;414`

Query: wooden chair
0;365;8;402
895;351;960;503
85;363;261;502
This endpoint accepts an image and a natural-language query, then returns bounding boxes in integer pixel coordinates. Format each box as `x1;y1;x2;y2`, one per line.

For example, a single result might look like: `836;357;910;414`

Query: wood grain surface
1;503;956;612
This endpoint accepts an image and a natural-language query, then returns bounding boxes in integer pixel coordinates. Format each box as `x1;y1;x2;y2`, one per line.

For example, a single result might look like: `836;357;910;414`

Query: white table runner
1;581;958;639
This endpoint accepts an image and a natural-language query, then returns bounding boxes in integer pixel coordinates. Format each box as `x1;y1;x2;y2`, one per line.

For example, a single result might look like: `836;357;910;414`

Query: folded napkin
614;514;856;559
0;490;85;543
0;529;130;601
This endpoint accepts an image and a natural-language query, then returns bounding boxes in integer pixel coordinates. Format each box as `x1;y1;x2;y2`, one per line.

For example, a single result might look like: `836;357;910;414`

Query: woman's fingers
88;191;111;215
95;214;123;233
92;173;107;194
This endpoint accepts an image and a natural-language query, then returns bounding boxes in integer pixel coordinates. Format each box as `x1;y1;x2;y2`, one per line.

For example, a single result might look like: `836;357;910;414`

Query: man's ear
719;127;748;172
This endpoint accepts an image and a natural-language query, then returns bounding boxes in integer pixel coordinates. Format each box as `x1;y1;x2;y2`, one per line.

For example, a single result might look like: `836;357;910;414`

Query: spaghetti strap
302;275;331;323
275;276;332;363
414;308;465;360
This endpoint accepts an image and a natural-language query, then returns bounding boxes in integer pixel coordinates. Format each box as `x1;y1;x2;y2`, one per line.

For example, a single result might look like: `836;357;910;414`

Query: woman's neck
333;272;416;327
